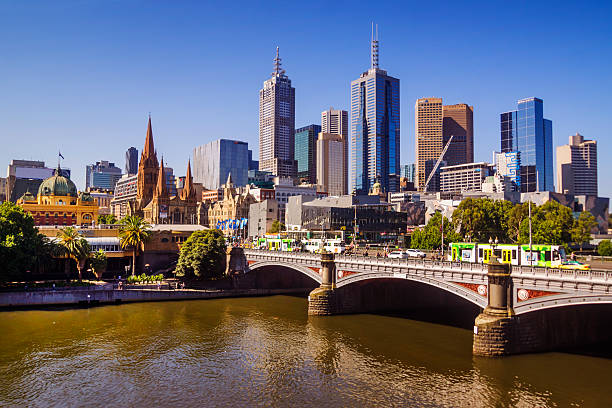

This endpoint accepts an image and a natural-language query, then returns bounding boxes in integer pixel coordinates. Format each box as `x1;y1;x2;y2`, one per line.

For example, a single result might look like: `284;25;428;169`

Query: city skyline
1;2;610;198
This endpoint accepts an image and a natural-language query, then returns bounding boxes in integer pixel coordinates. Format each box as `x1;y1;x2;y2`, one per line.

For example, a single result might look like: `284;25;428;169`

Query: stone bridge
241;249;612;357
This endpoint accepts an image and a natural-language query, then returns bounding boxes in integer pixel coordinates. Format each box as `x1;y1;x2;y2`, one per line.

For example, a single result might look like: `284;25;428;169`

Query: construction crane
423;135;454;192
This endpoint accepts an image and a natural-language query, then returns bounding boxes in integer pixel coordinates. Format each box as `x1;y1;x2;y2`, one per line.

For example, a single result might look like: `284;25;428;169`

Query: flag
59;151;65;160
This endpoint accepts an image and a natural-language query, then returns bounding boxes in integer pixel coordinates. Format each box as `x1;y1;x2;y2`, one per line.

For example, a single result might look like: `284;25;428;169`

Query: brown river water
1;296;611;407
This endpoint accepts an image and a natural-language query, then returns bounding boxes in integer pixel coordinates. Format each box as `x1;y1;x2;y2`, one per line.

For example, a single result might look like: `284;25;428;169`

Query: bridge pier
473;258;520;357
308;252;338;316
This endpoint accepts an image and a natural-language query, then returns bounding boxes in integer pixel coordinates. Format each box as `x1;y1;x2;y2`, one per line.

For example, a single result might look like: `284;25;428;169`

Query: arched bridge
243;249;612;357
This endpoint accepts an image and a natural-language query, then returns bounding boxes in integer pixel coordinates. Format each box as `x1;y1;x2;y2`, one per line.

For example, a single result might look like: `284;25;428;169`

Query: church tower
137;116;159;211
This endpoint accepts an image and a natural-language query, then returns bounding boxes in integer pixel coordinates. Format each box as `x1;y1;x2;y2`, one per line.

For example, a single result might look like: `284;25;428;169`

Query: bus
303;238;346;254
447;242;588;269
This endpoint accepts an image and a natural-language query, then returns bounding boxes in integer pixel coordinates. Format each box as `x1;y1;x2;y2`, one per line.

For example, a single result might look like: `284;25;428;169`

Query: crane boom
423;135;454;192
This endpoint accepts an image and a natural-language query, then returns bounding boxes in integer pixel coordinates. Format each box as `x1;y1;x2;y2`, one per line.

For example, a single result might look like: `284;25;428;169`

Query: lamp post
528;201;533;266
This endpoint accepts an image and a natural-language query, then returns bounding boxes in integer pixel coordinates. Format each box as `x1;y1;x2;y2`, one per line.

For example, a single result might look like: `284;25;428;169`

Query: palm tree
56;226;91;281
118;215;152;276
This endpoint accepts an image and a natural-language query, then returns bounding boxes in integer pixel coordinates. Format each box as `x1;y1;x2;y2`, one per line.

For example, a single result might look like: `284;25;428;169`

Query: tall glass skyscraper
500;97;553;192
294;124;320;184
192;139;249;189
351;25;400;194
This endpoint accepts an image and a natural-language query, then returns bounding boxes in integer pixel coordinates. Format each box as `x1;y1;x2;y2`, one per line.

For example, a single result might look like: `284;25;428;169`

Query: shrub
598;240;612;257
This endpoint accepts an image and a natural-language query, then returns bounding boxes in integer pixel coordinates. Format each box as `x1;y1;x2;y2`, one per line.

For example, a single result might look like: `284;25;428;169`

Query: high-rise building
192;139;249;190
317;132;348;196
415;98;443;191
442;104;474;166
248;150;259;171
495;151;521;191
85;160;123;190
321;107;348;137
500;97;553;192
125;147;138;175
294;125;320;184
400;163;415;182
6;160;70;202
440;162;493;193
259;47;296;178
556;133;598;196
351;25;400;194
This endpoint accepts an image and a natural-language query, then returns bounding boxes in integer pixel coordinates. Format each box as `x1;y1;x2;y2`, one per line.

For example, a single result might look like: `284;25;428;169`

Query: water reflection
1;296;611;407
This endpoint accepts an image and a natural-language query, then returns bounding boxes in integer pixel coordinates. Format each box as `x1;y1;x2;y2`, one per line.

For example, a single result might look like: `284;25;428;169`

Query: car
559;260;590;270
388;250;408;259
406;249;426;258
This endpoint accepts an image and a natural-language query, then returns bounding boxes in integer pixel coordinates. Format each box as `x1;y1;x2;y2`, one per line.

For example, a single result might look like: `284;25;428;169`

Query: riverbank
0;287;311;309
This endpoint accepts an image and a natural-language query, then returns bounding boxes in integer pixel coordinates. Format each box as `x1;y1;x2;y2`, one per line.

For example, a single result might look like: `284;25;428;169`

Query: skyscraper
294;125;320;184
85;160;123;190
415;98;443;191
259;47;296;178
556;133;598;195
351;25;400;194
192;139;249;190
321;107;348;137
125;147;138;175
317;132;348;196
400;163;415;182
442;104;474;166
500;97;553;192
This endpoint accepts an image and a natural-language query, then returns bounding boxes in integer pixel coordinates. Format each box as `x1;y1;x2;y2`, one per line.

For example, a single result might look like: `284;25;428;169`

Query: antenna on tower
272;46;286;77
371;22;379;70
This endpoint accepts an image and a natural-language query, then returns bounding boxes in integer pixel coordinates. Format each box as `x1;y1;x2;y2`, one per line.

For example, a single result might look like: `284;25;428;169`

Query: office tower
125;147;138;175
259;47;296;178
351;24;400;194
443;104;474;166
85;160;123;190
192;139;249;190
248;150;259;171
440;162;493;193
495;151;521;191
321;107;348;137
500;97;553;192
556;133;598;195
415;98;443;191
317;132;348;196
400;163;415;182
294;125;321;184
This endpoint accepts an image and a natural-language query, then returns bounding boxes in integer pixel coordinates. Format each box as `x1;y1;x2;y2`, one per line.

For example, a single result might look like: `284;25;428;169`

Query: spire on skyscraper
371;22;379;70
272;46;286;78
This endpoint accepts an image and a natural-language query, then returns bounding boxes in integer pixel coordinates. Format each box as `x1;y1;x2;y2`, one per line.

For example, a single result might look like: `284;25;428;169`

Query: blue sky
1;0;611;198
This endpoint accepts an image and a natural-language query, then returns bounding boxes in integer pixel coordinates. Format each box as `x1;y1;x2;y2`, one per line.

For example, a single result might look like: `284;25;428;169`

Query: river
1;296;611;407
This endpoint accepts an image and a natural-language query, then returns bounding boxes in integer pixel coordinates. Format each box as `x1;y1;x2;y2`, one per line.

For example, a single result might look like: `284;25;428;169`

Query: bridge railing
512;265;612;283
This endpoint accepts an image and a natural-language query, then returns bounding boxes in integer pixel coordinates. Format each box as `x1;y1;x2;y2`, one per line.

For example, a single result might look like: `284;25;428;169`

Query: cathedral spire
143;115;155;160
181;159;195;200
155;157;168;198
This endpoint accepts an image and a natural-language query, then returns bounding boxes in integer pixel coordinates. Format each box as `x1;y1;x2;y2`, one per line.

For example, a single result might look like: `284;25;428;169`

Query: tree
410;212;461;250
571;212;597;251
175;229;227;279
56;227;91;281
452;198;513;243
518;201;574;246
97;214;117;225
118;215;152;276
89;249;108;280
598;240;612;256
269;220;284;233
0;202;50;281
507;202;530;243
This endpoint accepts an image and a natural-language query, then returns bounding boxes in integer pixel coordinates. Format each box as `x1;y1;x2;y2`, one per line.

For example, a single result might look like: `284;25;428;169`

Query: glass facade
192;139;249;190
294;124;320;184
351;70;400;194
500;97;553;192
401;163;415;182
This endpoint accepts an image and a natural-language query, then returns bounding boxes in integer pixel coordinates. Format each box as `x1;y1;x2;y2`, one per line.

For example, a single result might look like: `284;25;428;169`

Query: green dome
79;191;94;202
38;170;78;197
20;191;36;202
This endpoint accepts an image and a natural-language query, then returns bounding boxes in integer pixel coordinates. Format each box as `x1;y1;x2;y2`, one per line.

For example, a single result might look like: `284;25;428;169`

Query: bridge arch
246;260;322;290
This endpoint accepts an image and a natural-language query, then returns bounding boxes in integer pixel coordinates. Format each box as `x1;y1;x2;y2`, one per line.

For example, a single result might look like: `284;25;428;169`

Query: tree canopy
118;215;152;275
598;240;612;257
410;212;461;250
452;198;513;243
56;226;91;281
571;211;597;250
517;201;574;246
0;202;50;281
175;229;227;279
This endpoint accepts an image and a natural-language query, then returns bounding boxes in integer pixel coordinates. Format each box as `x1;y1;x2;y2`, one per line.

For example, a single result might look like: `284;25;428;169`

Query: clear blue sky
1;1;611;198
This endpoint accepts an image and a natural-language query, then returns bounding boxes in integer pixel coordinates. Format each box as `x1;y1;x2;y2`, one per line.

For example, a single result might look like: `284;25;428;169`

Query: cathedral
127;116;197;224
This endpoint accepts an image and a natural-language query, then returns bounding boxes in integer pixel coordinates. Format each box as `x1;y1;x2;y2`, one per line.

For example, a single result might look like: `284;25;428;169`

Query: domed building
17;166;98;226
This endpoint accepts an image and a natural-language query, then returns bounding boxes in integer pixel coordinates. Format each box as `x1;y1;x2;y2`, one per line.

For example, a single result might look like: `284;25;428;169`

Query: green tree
118;215;152;276
269;220;284;233
97;214;117;225
175;229;227;279
411;212;461;250
56;226;91;281
452;198;513;243
0;202;50;281
89;249;108;280
518;201;574;246
598;240;612;256
571;211;597;251
507;202;530;243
